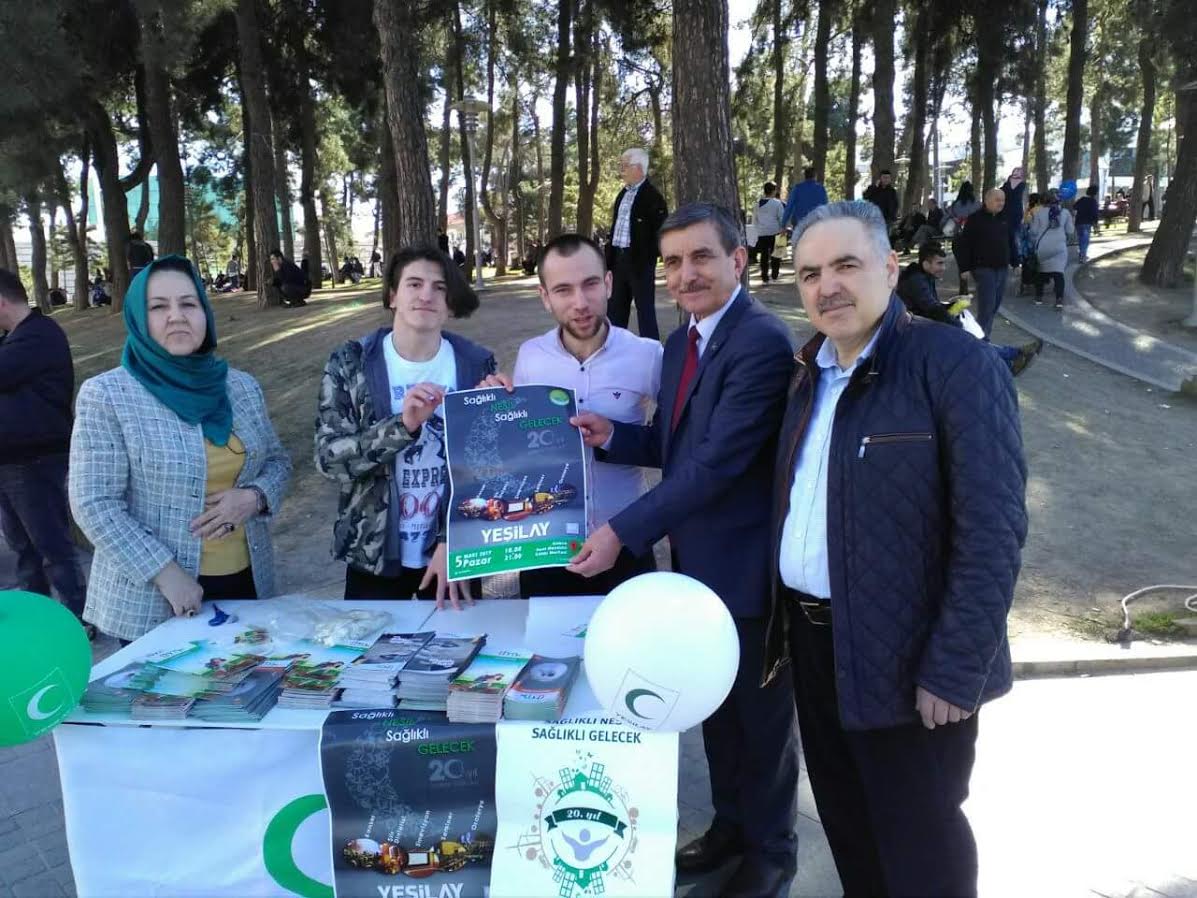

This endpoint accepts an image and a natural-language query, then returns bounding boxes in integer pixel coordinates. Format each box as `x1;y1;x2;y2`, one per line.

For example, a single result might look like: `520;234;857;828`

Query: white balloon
583;572;740;732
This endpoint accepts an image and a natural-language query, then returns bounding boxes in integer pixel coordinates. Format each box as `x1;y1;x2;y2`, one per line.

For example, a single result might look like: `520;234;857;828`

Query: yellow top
200;434;252;577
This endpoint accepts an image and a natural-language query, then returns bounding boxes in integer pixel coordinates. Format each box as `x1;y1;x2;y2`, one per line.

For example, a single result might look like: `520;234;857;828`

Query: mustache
817;294;855;313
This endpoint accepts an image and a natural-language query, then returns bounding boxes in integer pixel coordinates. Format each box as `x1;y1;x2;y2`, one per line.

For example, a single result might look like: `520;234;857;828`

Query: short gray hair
622;147;649;172
658;202;742;255
791;200;892;261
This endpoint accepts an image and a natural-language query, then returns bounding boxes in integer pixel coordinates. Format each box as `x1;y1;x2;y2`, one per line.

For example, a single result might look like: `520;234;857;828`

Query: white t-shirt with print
383;335;457;568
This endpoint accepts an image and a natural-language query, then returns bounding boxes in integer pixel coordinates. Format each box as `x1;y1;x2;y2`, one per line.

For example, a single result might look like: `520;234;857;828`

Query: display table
54;595;647;898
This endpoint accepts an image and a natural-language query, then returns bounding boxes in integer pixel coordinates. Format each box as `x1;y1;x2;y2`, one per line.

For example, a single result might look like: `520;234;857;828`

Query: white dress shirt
515;323;663;530
689;286;741;357
778;326;882;600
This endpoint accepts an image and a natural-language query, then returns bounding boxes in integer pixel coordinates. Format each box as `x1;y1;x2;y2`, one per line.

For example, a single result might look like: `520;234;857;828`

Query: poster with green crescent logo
443;385;589;580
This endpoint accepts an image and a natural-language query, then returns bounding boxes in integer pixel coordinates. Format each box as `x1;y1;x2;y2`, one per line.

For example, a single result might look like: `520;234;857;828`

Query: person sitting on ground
894;206;928;253
897;242;1043;377
269;249;312;305
69;256;292;643
315;246;495;606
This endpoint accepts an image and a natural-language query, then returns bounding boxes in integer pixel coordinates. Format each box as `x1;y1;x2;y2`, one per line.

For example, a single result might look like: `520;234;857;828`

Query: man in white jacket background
753;182;786;284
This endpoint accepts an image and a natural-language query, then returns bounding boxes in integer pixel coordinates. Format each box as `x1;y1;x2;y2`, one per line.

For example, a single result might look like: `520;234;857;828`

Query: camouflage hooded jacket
314;327;496;574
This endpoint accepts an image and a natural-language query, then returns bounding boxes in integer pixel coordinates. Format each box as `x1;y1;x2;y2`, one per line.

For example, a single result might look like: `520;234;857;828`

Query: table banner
319;710;497;898
56;724;331;898
490;718;679;898
444;385;589;580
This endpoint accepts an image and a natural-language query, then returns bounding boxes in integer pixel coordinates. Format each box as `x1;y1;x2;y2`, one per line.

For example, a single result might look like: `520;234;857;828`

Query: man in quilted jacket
764;201;1027;897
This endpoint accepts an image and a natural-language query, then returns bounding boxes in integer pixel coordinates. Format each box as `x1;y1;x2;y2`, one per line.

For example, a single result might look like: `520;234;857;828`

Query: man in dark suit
570;203;800;897
764;200;1026;897
604;147;668;340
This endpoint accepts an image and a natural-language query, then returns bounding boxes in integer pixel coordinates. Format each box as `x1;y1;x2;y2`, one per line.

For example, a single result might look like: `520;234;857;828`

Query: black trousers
518;547;655;599
608;249;659;340
703;615;800;866
755;235;782;281
344;564;480;601
788;592;980;897
1036;271;1065;301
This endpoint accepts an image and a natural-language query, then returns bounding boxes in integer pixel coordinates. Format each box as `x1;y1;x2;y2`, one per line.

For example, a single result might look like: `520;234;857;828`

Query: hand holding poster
444;386;589;580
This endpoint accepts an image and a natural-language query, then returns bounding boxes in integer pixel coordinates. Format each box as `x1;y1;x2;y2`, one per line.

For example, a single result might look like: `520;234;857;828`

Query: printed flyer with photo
443;385;589;580
319;710;497;898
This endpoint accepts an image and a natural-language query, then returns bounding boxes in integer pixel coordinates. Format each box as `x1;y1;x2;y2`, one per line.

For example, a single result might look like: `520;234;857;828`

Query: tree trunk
1127;31;1156;233
1061;0;1088;183
26;194;51;314
1033;0;1049;193
75;140;90;308
299;80;323;286
85;101;131;308
810;0;832;184
869;0;895;178
1021;99;1032;177
771;0;788;186
273;109;295;260
1141;90;1197;292
547;0;572;238
323;192;341;285
969;74;982;191
672;0;741;213
450;0;477;280
574;0;594;237
902;6;929;211
140;30;186;255
510;86;523;264
135;179;151;235
55;156;88;309
0;213;13;271
235;0;283;308
649;75;667;206
977;27;1001;190
375;0;439;248
480;0;508;274
1088;87;1103;187
844;2;863;199
438;60;452;234
588;36;603;217
49;206;59;291
377;100;402;260
531;93;546;244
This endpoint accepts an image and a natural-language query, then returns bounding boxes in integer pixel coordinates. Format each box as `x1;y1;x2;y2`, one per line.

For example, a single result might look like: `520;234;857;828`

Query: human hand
570;412;614;448
190;488;259;540
401;383;446;434
154;561;204;617
915;686;973;730
565;524;622;578
476;373;515;392
420;542;474;611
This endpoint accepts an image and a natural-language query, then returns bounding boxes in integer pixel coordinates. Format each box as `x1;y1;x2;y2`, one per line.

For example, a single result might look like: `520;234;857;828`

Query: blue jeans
971;267;1009;337
1077;224;1092;260
0;455;87;616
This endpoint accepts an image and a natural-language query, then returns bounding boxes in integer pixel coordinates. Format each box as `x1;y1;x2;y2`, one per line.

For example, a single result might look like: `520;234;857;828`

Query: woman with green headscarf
69;256;292;643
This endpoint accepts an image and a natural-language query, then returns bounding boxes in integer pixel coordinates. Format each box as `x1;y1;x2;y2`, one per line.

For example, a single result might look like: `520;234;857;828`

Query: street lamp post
452;97;489;291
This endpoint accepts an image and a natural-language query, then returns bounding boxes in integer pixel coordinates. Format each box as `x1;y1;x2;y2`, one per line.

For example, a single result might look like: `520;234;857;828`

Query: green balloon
0;591;93;746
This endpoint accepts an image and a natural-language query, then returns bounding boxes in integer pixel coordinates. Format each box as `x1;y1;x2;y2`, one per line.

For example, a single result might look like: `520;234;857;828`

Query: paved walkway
990;224;1197;393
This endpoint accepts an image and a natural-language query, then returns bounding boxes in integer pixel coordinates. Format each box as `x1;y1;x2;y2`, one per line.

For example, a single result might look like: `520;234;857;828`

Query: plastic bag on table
260;599;392;646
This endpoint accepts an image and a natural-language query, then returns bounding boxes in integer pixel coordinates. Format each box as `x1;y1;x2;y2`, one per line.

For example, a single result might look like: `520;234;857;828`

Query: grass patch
1132;611;1184;638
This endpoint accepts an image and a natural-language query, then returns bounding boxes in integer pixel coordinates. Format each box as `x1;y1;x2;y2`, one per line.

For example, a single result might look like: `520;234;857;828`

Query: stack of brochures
395;634;486;711
141;635;267;697
80;662;155;714
131;693;195;720
502;655;582;722
277;658;351;709
446;651;532;723
191;663;288;722
334;631;435;710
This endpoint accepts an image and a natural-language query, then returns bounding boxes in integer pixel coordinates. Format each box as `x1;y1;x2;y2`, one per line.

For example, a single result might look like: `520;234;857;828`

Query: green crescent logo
624;688;663;719
548;389;571;406
26;684;63;721
263;794;333;898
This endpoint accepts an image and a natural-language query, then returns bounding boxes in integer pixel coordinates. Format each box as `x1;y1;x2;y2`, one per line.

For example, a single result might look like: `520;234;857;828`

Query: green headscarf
121;255;233;446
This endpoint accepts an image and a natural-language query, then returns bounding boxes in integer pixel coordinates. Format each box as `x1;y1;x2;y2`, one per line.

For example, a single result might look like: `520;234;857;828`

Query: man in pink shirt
485;234;663;597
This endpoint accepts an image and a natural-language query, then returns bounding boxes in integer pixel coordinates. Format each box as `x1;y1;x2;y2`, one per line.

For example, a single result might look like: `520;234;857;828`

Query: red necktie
671;326;701;432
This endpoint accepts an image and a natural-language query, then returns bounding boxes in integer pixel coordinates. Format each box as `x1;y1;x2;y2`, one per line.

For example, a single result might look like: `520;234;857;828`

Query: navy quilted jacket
763;296;1027;731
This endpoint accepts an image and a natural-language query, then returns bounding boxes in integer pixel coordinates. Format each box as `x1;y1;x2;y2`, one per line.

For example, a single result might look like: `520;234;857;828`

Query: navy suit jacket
604;290;795;617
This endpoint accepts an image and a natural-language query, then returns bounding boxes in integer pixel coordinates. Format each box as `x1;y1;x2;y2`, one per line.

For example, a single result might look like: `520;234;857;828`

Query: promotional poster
490;719;679;897
443;385;589;580
319;710;498;898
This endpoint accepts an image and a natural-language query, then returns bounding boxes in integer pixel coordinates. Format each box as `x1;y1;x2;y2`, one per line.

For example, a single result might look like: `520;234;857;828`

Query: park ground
2;224;1196;898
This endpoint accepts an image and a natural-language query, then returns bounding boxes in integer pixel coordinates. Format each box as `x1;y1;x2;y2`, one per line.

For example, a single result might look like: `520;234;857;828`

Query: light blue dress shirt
778;326;882;600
